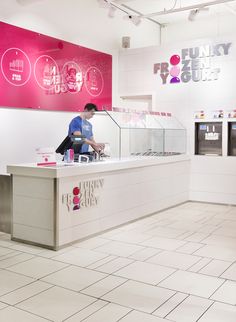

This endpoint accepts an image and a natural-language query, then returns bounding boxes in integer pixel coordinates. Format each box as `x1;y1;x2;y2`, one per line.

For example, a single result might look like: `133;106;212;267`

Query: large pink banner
0;22;112;111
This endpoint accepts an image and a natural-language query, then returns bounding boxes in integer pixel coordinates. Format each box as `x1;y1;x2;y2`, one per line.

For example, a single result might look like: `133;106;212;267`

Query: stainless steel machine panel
228;122;236;156
195;122;222;156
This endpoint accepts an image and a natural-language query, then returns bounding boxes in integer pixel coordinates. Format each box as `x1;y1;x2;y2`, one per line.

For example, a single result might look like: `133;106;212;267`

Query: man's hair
84;103;98;111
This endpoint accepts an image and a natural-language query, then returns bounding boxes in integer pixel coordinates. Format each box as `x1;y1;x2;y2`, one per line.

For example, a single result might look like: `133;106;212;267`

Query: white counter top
7;154;190;178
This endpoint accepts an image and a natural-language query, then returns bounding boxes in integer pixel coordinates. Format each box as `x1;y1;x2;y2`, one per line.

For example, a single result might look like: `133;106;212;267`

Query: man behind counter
68;103;105;153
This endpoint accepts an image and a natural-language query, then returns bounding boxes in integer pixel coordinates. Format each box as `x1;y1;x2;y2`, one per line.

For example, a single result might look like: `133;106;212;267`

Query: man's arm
89;136;105;153
73;131;104;152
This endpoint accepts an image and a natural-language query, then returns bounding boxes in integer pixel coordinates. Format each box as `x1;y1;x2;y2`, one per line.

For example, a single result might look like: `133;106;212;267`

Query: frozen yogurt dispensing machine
228;122;236;156
195;122;222;156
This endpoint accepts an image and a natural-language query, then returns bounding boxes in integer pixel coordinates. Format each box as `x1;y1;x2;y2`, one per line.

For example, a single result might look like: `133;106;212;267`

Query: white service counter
7;155;190;250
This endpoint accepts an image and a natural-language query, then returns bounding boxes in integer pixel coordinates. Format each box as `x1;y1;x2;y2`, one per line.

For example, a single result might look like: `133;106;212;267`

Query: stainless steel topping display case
195;122;222;156
228;122;236;156
90;110;186;158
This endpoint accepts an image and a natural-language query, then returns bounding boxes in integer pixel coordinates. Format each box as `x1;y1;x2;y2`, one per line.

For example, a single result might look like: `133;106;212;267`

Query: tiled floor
1;202;236;321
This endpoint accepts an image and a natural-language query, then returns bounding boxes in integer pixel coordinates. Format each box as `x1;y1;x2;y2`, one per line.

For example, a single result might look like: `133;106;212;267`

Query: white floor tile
0;247;15;257
0;253;35;269
142;236;186;251
215;212;236;221
147;250;201;270
159;270;225;298
200;259;232;277
73;237;109;249
87;255;116;269
102;280;175;313
1;203;236;322
176;231;195;240
0;269;34;296
114;261;175;285
183;232;209;243
63;300;108;322
17;286;95;322
194;244;236;262
153;292;188;318
221;262;236;281
78;303;131;322
204;204;230;213
7;257;68;279
0;239;20;249
144;227;185;239
9;243;45;255
198;302;236;322
39;246;76;259
176;242;204;254
0;281;52;305
53;248;108;267
211;280;236;305
0;250;21;261
188;258;212;273
0;306;49;322
95;241;144;257
120;310;167;322
107;231;151;244
166;295;213;322
41;266;107;292
94;257;134;274
129;247;161;261
201;235;236;248
0;302;8;310
213;227;236;238
82;275;127;298
220;220;236;229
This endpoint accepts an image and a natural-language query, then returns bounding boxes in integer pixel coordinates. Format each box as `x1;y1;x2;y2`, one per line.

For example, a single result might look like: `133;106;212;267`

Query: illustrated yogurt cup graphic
62;61;83;94
1;47;31;86
85;66;104;97
34;55;59;90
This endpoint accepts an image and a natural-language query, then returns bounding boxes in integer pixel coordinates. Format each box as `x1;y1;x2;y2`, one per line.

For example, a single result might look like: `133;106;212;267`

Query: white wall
161;14;236;46
118;21;236;204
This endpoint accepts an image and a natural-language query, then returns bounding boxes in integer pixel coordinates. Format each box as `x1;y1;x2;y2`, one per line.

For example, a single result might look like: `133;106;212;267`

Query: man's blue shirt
68;116;93;153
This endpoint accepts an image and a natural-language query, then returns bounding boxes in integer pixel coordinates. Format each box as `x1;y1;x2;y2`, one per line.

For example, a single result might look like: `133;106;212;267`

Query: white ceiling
1;0;236;26
0;0;236;51
111;0;236;24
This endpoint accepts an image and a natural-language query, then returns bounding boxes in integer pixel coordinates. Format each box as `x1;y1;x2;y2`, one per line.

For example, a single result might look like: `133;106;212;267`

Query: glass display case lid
96;110;184;130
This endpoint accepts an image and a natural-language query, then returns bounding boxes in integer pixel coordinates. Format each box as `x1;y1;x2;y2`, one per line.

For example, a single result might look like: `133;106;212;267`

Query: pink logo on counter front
62;179;104;212
62;186;81;212
1;47;31;86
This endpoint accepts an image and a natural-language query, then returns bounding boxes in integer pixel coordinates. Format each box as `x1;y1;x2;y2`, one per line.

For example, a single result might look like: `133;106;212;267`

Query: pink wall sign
0;22;112;111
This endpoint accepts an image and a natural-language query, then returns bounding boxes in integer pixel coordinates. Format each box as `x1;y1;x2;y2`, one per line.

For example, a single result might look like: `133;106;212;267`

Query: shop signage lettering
154;42;232;84
62;179;104;212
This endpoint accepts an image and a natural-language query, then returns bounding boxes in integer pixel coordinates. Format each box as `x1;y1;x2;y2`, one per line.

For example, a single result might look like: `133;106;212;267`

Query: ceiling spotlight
188;9;198;21
124;15;142;26
188;7;209;21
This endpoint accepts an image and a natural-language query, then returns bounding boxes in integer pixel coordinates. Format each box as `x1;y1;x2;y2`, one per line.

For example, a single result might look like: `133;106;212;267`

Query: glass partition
90;110;186;158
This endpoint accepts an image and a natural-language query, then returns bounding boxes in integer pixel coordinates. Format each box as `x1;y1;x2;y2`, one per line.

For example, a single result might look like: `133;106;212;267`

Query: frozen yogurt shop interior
1;0;236;321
